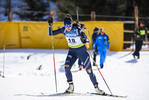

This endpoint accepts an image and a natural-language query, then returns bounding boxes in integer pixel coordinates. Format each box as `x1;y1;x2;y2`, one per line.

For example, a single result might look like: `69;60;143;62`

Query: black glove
81;37;86;43
48;17;53;25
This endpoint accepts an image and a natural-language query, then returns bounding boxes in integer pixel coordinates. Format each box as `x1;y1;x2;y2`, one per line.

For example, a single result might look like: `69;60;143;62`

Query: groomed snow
0;49;149;100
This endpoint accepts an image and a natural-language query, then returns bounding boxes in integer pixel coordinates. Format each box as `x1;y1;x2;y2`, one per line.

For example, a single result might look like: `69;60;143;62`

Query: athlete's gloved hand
81;37;86;43
48;17;53;25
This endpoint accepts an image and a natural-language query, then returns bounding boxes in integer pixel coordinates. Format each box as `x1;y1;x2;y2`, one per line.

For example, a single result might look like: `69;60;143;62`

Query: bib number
68;38;76;43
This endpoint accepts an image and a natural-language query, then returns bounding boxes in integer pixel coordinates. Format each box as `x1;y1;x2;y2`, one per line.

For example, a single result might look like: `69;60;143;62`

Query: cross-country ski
41;92;127;98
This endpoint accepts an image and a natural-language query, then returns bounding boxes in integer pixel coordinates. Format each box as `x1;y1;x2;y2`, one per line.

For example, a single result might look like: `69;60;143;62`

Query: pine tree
56;0;126;21
56;0;76;21
15;0;49;21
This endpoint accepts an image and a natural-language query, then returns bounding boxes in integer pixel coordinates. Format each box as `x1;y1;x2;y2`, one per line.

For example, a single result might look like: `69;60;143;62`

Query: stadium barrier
0;21;123;51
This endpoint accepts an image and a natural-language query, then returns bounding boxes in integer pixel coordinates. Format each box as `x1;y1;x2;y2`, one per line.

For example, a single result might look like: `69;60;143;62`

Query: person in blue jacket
93;28;110;69
48;14;105;94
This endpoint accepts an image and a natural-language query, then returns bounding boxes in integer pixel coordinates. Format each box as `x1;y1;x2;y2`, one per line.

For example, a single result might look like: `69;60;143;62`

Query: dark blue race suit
48;25;98;85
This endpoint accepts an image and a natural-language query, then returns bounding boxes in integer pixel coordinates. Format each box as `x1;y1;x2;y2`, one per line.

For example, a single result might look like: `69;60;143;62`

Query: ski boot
65;81;74;93
101;64;104;69
94;84;105;95
137;56;140;59
137;54;140;59
132;54;136;59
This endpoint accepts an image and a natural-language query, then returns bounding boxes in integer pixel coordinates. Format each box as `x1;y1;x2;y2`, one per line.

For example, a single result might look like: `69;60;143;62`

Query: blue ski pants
64;45;98;85
98;49;107;68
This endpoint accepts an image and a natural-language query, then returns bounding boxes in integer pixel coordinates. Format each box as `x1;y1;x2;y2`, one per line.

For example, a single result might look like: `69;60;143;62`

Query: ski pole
75;6;79;23
50;18;58;93
74;5;112;94
2;45;5;78
87;50;113;95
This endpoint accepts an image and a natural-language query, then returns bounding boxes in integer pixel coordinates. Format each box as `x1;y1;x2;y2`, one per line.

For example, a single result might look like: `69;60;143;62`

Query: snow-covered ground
0;49;149;100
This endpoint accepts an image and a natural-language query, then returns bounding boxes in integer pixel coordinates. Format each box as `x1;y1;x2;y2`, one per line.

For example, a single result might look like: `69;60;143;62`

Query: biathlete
48;14;105;94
